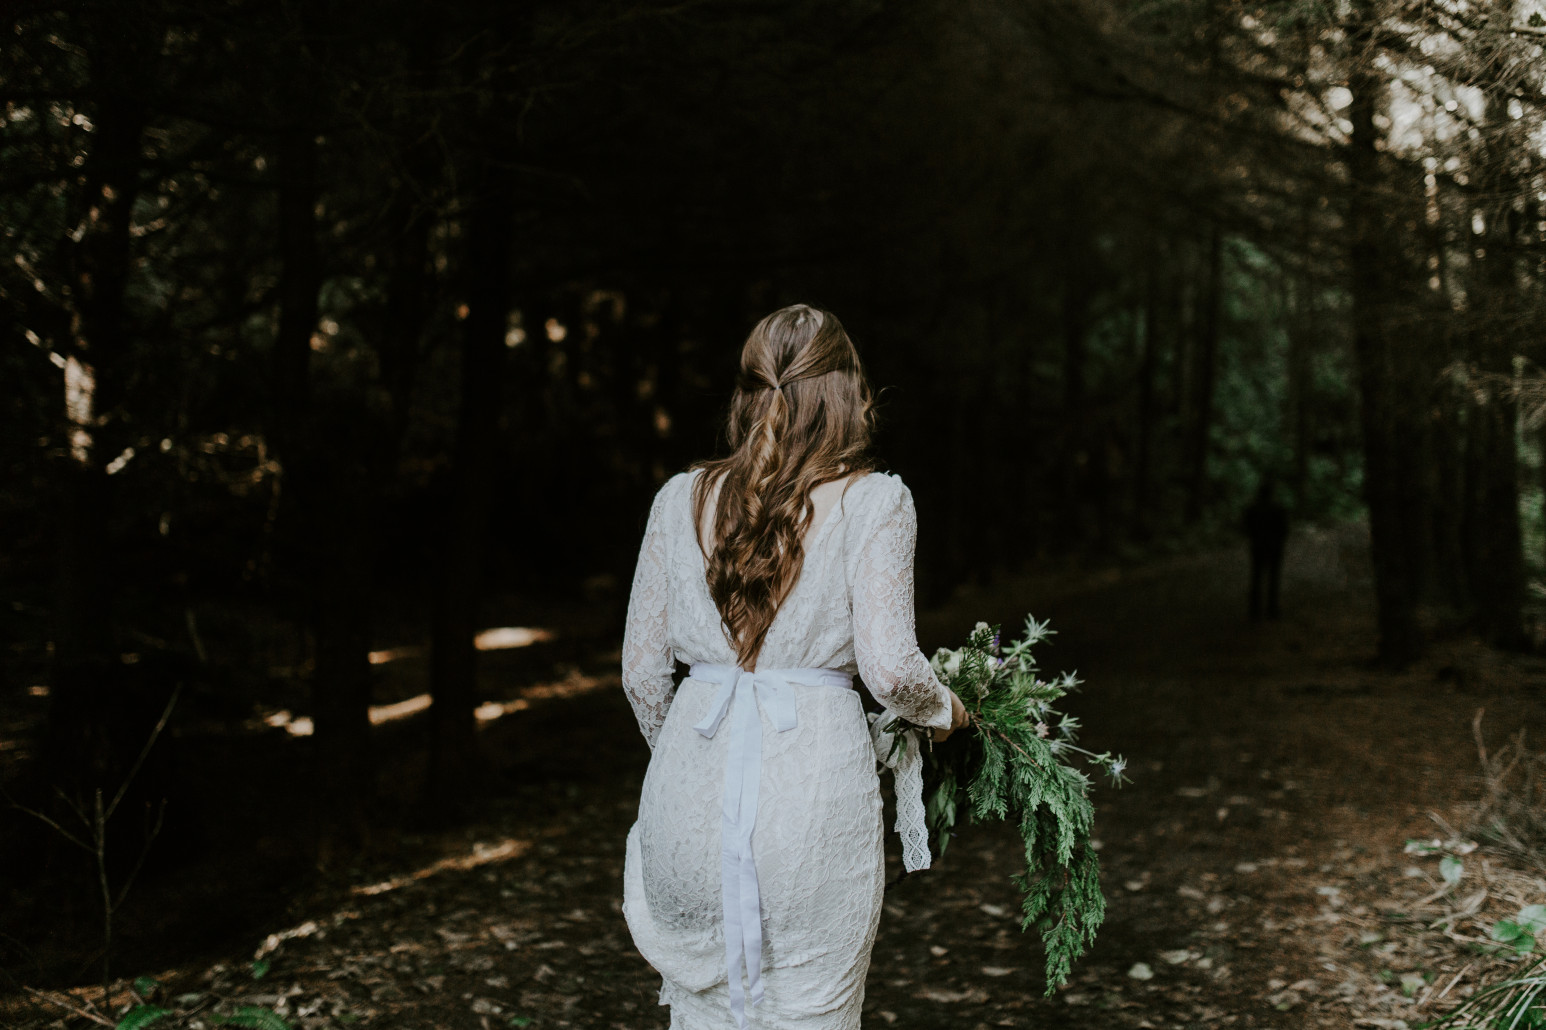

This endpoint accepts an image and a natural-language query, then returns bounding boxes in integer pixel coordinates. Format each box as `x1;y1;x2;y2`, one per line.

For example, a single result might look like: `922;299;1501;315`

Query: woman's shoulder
853;469;910;501
642;469;698;521
665;468;700;490
834;470;913;524
658;467;703;496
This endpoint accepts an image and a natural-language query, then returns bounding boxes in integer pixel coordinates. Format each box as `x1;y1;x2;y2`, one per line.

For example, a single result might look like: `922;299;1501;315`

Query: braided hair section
689;305;877;670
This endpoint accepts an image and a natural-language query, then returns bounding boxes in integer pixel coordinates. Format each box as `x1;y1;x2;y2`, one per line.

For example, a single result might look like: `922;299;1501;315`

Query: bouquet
875;614;1127;993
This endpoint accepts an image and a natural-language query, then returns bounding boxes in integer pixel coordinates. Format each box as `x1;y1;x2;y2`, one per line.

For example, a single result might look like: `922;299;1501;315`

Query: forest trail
7;522;1544;1030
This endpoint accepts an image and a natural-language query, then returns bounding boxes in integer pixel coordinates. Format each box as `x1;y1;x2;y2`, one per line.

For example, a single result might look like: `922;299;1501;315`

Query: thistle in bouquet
878;614;1129;993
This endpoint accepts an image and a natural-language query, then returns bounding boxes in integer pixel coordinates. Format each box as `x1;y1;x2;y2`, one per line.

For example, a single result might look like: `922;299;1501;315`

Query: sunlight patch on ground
254;919;321;960
366;627;553;665
473;670;618;726
369;693;432;724
475;698;531;722
351;838;530;896
523;668;616;701
367;646;421;665
473;669;618;727
264;710;314;737
474;626;554;651
255;651;610;735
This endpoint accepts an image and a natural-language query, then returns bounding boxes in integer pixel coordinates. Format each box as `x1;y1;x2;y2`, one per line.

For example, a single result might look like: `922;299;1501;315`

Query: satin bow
687;662;853;1030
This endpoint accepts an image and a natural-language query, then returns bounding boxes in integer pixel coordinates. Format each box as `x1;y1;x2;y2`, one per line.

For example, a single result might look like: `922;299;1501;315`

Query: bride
620;303;968;1029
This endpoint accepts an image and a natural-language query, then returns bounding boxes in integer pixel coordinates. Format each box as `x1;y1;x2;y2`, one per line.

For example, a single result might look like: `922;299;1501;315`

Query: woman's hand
932;689;968;742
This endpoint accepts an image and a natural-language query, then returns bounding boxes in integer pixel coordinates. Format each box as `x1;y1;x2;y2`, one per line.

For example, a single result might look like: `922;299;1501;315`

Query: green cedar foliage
889;615;1126;994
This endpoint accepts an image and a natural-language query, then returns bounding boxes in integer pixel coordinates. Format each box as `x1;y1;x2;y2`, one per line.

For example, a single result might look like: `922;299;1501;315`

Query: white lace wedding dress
620;468;954;1029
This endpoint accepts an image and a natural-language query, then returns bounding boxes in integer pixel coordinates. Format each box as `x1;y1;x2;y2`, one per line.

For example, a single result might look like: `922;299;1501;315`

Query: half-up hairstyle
690;304;879;671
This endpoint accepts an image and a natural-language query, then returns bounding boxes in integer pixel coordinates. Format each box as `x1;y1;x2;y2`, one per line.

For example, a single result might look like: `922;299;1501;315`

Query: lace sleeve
621;482;676;748
852;478;953;731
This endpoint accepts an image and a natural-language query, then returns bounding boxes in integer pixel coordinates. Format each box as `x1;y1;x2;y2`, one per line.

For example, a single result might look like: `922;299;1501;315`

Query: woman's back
621;467;947;747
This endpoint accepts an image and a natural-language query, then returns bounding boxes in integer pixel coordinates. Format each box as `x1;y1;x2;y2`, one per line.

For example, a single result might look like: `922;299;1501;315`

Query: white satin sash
686;662;932;1029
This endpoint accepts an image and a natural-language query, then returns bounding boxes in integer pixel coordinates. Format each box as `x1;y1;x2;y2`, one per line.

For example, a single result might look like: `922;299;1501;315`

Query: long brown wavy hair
690;304;879;671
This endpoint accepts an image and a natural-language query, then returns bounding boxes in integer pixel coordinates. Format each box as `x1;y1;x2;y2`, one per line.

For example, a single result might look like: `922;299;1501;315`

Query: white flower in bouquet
1022;615;1054;646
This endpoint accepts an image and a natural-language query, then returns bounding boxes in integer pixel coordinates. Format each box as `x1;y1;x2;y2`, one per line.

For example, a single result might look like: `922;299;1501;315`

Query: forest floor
5;520;1546;1030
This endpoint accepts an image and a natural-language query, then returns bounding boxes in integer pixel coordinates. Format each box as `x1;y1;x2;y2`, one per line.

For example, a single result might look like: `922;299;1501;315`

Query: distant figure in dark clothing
1243;479;1289;620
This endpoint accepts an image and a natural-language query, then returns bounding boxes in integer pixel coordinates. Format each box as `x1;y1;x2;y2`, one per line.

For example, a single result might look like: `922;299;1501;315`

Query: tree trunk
1347;68;1425;666
309;492;375;861
1539;420;1546;620
45;10;149;807
37;16;191;964
1059;276;1090;544
1410;151;1467;615
372;27;441;476
1459;361;1525;648
1284;279;1312;510
1132;258;1160;538
273;127;319;430
376;187;434;464
269;124;377;859
426;170;515;814
1430;381;1469;612
1459;86;1527;648
1183;228;1222;525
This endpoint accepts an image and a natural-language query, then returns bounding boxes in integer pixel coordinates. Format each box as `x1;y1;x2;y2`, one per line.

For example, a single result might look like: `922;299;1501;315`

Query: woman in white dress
620;304;968;1029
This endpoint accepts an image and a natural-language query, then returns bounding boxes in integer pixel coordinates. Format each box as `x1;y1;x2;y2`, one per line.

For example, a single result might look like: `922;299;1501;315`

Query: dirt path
7;523;1544;1029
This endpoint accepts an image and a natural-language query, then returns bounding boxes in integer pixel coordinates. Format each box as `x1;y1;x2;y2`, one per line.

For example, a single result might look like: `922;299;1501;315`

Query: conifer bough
880;615;1128;992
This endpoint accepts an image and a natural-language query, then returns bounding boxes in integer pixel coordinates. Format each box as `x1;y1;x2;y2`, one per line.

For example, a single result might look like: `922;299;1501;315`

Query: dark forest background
2;0;1544;1002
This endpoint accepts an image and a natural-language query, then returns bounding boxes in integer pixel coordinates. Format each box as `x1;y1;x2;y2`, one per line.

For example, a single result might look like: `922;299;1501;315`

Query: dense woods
2;0;1544;999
